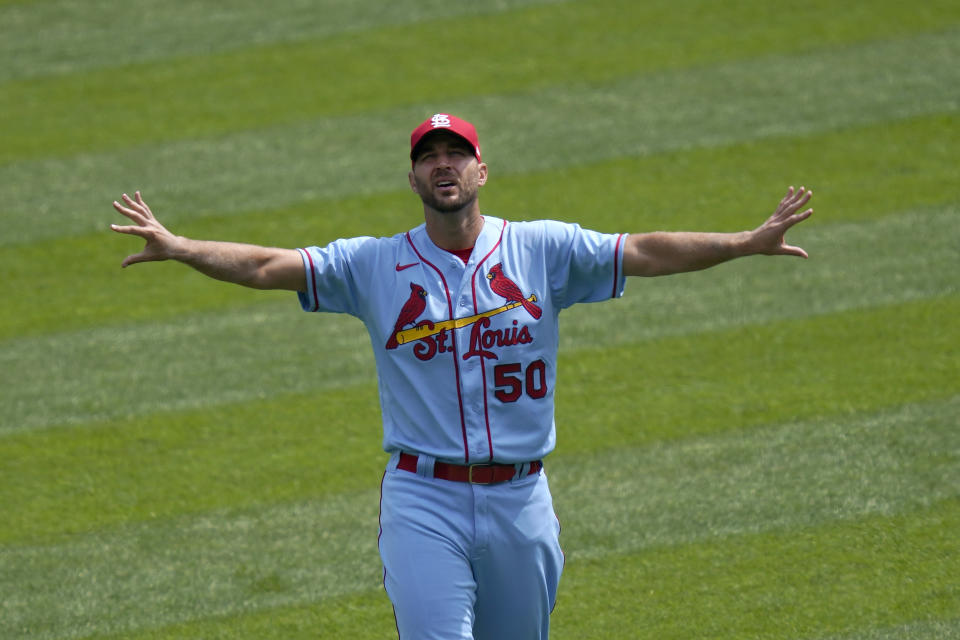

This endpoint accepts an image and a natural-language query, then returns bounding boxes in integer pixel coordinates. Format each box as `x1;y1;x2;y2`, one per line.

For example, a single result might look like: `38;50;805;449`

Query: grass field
1;0;958;638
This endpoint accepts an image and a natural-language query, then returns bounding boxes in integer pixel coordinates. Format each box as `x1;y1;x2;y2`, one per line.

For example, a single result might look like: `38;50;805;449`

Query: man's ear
477;163;488;187
408;170;419;193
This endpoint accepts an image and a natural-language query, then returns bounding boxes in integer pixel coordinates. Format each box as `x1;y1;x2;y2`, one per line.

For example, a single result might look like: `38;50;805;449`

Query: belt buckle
468;464;495;485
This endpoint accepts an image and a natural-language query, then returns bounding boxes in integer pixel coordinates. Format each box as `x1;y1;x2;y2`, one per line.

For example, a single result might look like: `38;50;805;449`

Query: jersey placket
450;255;492;463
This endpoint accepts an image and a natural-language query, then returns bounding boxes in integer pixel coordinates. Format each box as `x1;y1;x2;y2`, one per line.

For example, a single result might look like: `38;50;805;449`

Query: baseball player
111;113;812;640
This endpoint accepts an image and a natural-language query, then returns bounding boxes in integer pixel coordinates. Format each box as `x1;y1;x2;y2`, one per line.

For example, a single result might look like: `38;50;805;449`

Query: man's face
409;132;488;214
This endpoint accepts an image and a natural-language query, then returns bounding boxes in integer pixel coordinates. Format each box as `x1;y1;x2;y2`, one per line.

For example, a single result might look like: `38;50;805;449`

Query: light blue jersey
297;215;626;464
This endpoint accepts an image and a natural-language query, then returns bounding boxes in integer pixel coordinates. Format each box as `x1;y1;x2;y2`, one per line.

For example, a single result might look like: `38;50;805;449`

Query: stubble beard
415;174;480;214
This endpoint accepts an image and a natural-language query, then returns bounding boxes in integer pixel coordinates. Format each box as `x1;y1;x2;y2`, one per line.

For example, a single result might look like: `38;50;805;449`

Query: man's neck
423;205;484;251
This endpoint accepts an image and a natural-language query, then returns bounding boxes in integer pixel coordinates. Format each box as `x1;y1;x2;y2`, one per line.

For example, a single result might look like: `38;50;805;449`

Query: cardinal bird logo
386;282;427;349
486;263;542;320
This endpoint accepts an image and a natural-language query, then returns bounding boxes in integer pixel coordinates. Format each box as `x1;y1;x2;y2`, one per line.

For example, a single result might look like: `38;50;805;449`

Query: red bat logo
386;282;427;349
486;263;542;320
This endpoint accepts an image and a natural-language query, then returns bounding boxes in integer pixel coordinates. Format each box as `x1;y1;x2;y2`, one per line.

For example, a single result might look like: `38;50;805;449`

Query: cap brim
410;129;478;163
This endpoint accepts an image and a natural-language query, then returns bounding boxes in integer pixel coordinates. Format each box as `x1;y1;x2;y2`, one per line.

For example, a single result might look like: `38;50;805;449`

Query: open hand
750;186;814;258
110;191;181;267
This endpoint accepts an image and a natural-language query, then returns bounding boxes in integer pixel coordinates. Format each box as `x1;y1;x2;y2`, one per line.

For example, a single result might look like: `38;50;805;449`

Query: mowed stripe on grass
2;205;955;435
1;27;957;245
2;397;956;639
3;1;957;638
3;111;957;342
2;292;956;545
0;0;569;83
57;589;960;640
554;499;960;639
4;0;957;161
810;620;960;640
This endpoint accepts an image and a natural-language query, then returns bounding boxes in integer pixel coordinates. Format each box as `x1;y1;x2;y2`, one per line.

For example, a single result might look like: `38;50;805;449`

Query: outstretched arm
623;186;813;277
111;191;306;292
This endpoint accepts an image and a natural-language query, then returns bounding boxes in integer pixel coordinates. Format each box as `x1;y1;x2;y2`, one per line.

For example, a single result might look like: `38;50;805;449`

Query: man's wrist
168;235;196;263
734;229;762;257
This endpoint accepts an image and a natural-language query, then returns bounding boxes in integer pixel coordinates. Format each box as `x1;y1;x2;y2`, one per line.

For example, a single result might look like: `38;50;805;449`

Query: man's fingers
774;187;812;220
121;193;144;213
784;187;808;207
133;191;154;219
782;185;809;200
112;191;166;268
120;252;151;268
113;200;147;224
780;207;813;229
779;186;799;207
118;192;154;219
114;191;160;229
110;221;155;238
778;244;809;259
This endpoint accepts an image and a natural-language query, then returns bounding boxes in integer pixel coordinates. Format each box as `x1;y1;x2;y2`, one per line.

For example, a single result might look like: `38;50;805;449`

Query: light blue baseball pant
378;453;565;640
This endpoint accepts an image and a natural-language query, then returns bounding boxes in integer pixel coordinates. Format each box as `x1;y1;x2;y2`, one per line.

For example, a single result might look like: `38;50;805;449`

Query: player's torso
363;217;559;464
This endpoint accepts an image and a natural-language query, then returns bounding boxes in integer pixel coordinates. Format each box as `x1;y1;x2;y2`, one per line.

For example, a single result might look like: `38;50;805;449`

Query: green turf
558;296;960;450
3;397;956;638
2;0;958;638
4;0;957;162
4;204;956;435
2;26;958;246
0;0;570;82
4;291;955;544
555;500;960;639
2;112;957;341
79;592;399;640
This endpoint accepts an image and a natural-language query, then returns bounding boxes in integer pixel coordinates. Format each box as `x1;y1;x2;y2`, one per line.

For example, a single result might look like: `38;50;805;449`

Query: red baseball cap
410;113;481;164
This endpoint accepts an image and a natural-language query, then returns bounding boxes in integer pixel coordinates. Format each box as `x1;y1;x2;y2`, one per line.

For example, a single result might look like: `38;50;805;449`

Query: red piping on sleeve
612;233;625;299
301;248;320;312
